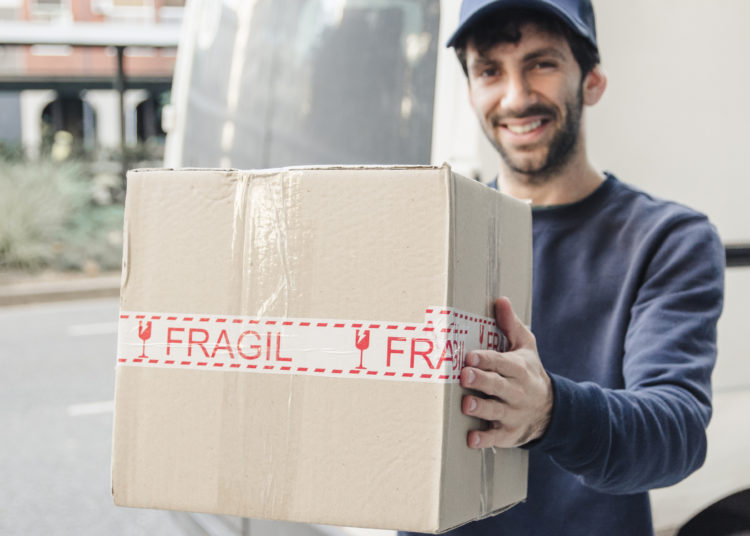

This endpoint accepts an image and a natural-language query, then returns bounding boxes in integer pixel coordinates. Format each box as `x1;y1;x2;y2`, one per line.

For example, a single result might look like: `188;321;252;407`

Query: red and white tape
117;307;507;383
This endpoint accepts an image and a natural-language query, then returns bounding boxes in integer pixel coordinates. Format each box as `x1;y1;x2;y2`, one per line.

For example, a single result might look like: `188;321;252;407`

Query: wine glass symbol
355;329;370;369
138;320;152;358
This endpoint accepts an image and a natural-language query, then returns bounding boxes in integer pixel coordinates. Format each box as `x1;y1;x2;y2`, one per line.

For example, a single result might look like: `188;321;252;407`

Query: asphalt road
0;298;186;535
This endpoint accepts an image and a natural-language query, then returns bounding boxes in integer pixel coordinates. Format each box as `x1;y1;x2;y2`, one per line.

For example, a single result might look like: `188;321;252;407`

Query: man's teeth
506;120;543;134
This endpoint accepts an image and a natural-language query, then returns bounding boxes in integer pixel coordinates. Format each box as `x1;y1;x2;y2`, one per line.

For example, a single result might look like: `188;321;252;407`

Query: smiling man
467;28;589;181
400;1;726;535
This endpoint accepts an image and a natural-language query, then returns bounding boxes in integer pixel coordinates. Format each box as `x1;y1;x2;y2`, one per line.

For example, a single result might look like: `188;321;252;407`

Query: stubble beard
488;88;584;186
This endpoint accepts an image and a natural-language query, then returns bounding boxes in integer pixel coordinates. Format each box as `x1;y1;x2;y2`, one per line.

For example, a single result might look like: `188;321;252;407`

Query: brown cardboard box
112;165;532;533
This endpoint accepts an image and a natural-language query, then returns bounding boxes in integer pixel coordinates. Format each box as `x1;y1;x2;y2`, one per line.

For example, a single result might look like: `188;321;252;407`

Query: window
158;0;184;23
91;0;154;22
31;0;69;21
181;0;440;168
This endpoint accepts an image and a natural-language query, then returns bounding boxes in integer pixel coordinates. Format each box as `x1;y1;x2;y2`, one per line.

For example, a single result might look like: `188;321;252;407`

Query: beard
486;88;584;184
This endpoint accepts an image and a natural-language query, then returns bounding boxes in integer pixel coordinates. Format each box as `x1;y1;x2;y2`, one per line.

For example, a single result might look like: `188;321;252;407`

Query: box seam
437;163;455;531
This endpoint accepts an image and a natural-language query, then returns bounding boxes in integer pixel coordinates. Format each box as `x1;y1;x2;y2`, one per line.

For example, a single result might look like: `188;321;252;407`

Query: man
405;0;725;534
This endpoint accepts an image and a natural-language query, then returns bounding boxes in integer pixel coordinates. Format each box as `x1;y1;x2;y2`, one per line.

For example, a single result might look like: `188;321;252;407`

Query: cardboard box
112;165;532;533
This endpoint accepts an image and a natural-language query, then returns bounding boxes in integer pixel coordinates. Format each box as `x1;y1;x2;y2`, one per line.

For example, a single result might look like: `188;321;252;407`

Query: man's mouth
504;119;545;134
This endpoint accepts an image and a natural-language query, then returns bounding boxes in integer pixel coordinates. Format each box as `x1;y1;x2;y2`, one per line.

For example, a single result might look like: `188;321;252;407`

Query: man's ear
582;65;607;106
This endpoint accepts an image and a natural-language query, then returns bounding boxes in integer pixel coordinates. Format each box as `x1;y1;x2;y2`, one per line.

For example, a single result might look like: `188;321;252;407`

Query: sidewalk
0;270;121;306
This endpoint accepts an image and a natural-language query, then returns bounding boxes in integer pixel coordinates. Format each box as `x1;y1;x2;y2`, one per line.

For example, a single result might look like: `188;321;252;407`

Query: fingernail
471;434;481;447
466;369;475;384
468;398;477;412
467;353;479;366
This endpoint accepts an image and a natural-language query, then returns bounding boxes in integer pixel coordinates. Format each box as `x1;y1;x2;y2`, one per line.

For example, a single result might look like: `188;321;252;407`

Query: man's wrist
521;371;554;446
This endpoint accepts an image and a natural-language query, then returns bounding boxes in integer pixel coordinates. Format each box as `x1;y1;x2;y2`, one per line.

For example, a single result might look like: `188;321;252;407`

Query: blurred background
0;0;179;287
1;1;749;535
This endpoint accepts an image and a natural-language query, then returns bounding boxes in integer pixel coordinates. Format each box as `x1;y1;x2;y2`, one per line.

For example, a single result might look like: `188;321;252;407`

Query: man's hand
461;297;553;448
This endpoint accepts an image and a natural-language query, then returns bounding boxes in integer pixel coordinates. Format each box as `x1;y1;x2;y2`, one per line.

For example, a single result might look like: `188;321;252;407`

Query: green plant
0;141;25;162
57;203;124;271
0;158;124;272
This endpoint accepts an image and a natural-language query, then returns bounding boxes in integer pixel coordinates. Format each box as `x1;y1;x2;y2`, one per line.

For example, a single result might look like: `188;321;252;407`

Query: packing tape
116;306;507;383
480;446;496;515
479;187;502;514
232;169;303;318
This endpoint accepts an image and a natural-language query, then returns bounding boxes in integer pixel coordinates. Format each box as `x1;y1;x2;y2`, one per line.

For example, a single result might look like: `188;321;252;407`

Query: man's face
466;23;585;181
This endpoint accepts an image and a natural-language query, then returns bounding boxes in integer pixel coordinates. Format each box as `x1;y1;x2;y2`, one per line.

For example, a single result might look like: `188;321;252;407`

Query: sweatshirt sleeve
528;215;725;495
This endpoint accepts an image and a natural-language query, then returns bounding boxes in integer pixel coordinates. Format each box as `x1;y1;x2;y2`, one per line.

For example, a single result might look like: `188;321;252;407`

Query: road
0;298;185;535
0;297;363;536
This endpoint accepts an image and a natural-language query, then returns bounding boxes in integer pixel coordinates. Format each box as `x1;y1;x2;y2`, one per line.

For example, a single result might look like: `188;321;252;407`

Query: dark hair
454;8;600;79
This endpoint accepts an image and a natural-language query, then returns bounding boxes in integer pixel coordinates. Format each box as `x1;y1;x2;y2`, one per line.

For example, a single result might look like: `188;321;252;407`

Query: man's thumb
493;296;529;349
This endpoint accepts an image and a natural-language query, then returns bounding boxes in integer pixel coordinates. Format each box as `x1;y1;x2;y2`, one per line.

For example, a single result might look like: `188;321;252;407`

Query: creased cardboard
112;165;532;533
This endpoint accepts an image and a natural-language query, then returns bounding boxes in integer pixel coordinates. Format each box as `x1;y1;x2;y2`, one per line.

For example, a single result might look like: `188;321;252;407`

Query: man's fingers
464;350;524;379
467;424;520;449
462;393;517;423
461;366;524;401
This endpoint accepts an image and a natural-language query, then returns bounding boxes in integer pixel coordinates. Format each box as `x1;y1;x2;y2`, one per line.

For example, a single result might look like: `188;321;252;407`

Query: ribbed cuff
522;373;606;467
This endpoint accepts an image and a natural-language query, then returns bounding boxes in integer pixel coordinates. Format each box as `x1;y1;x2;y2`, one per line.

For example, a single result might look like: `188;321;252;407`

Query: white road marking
66;322;118;336
67;400;114;417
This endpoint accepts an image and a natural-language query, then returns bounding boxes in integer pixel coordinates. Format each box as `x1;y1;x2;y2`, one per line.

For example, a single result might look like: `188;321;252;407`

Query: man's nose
501;71;534;112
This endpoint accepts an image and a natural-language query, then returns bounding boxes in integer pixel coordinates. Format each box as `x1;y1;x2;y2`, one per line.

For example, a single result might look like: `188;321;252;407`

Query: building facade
0;0;183;159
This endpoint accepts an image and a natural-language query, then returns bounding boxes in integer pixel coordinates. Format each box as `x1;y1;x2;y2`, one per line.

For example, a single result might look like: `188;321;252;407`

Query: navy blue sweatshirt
405;174;725;535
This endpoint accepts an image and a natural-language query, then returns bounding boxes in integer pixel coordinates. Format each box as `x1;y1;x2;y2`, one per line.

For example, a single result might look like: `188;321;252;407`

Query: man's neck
497;156;605;207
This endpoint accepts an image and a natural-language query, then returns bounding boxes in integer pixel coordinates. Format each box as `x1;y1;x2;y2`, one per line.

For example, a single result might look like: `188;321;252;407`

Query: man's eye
534;61;557;70
480;68;498;77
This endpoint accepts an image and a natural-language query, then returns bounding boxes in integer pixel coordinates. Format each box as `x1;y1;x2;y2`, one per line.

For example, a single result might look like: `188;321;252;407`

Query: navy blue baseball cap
446;0;598;51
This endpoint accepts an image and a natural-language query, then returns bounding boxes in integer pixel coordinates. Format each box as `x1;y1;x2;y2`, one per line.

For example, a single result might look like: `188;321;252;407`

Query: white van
163;1;750;534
